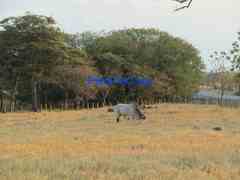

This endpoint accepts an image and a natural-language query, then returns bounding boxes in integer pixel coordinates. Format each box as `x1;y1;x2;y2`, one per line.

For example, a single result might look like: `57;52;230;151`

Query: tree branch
173;0;193;11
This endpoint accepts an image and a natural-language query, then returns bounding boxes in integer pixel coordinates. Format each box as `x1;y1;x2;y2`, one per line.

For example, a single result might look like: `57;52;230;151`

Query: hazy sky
1;0;240;70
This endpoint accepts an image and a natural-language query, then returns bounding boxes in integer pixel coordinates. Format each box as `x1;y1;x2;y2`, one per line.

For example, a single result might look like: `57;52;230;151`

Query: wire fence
1;94;240;113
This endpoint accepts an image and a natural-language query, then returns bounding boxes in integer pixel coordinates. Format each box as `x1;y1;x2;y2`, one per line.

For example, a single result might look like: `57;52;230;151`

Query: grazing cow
108;103;146;123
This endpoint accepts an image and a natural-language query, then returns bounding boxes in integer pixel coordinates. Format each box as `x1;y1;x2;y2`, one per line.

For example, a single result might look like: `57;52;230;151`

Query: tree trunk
220;88;224;106
0;95;3;113
32;79;38;112
64;92;69;110
10;77;19;112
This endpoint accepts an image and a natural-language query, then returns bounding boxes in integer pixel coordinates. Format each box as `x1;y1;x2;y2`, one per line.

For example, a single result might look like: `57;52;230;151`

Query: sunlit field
0;104;240;180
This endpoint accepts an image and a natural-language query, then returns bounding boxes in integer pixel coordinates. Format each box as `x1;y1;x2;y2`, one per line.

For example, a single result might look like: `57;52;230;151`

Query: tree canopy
0;13;86;111
0;13;204;112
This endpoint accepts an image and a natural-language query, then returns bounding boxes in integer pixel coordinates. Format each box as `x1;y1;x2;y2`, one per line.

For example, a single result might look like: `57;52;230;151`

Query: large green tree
0;13;71;111
80;28;204;100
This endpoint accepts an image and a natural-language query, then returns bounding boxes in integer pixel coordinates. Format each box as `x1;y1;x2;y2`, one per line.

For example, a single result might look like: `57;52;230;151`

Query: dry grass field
0;104;240;180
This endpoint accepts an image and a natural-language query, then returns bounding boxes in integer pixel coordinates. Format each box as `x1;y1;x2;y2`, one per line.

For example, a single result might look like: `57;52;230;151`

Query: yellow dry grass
0;104;240;179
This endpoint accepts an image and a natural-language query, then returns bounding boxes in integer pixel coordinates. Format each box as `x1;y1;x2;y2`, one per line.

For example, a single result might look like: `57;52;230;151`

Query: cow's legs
131;114;136;120
116;114;121;123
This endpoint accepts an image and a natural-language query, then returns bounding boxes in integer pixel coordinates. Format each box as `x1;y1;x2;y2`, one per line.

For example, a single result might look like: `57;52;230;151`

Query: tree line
0;13;206;112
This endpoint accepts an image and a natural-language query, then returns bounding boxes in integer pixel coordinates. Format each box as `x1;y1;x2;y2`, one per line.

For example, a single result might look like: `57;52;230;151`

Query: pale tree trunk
64;92;69;110
102;97;106;107
10;77;19;112
220;74;228;106
32;79;38;112
220;86;225;106
102;92;109;106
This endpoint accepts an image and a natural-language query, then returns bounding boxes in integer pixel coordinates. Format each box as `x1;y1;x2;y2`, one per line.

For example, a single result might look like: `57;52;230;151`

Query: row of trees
0;13;205;112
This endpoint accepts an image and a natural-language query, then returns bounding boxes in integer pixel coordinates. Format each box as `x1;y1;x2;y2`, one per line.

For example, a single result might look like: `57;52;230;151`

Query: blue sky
1;0;240;70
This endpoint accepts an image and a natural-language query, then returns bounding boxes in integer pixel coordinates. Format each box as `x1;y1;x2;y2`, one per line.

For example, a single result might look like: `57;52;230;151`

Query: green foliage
0;13;205;111
0;13;88;111
82;28;204;98
231;32;240;70
0;13;68;79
